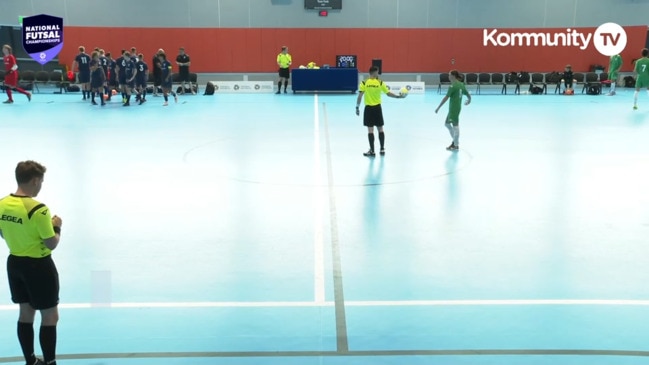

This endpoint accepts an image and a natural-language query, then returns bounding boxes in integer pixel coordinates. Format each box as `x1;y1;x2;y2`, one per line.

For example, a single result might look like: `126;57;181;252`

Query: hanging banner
22;14;63;65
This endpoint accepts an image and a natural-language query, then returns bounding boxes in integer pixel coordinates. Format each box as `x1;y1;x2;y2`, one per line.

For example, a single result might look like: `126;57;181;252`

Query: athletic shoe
633;105;638;110
91;101;98;105
139;99;146;105
163;101;168;106
275;91;280;94
606;91;616;96
447;145;459;151
446;143;455;150
26;92;31;102
284;90;287;93
363;150;375;157
27;358;46;365
3;100;13;104
174;95;178;103
101;102;105;106
380;149;385;156
122;102;130;107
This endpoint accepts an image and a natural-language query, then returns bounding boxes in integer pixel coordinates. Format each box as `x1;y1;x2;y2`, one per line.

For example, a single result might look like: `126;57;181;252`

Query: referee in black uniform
0;161;62;365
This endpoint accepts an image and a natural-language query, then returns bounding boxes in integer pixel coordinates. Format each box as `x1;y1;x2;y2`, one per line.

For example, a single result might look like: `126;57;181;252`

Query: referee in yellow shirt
355;66;404;156
276;46;292;94
0;161;62;365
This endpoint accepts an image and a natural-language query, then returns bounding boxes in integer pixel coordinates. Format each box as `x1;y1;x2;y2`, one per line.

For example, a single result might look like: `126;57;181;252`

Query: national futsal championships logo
22;14;64;65
483;22;627;56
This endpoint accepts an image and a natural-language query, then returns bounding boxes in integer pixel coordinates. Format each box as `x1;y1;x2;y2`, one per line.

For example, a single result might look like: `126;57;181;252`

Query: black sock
277;81;282;91
17;322;35;363
164;94;168;102
368;133;375;151
91;92;95;102
127;94;131;103
283;81;288;91
142;89;147;100
379;132;385;149
39;325;57;364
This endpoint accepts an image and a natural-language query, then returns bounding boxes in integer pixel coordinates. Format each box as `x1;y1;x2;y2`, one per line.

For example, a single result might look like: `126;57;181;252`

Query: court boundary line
2;348;649;363
322;100;349;352
4;299;649;310
313;94;326;303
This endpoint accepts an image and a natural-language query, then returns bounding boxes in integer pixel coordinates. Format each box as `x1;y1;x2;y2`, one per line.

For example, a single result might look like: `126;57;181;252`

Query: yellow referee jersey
359;78;389;106
277;53;292;69
0;194;55;258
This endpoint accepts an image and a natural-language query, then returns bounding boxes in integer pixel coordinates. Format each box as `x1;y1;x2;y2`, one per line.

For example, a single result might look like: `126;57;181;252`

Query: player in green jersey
435;70;471;151
633;48;649;109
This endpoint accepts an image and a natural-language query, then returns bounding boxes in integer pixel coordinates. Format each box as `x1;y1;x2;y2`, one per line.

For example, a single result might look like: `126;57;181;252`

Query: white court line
3;299;649;311
313;94;326;304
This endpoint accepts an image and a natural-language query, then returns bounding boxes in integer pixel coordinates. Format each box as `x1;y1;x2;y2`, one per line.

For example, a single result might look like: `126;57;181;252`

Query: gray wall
2;0;648;28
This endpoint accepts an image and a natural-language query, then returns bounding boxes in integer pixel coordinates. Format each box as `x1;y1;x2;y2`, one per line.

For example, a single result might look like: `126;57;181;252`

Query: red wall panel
60;26;647;73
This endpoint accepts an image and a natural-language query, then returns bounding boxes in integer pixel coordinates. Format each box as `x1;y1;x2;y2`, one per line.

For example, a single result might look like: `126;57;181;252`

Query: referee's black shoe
363;150;375;157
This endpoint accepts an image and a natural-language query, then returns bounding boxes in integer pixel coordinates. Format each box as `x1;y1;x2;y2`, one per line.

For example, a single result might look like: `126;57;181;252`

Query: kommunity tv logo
483;23;627;56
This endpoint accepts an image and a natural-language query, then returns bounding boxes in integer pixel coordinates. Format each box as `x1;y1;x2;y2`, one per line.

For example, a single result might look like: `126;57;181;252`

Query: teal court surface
0;86;648;365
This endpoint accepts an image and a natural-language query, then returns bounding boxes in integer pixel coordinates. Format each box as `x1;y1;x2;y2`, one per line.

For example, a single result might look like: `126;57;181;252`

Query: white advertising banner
384;81;426;94
209;81;275;93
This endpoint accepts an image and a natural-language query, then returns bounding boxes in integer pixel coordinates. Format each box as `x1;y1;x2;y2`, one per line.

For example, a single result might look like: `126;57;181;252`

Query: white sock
453;126;460;146
634;91;639;105
610;83;616;92
445;123;454;139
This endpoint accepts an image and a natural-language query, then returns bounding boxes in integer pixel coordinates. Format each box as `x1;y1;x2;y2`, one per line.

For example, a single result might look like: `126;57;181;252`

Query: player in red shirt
2;45;31;104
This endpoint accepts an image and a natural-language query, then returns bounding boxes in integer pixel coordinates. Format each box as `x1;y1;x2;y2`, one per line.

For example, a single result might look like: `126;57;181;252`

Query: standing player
71;46;91;100
355;66;404;157
176;47;194;94
121;52;137;106
1;45;31;104
152;49;164;97
435;70;471;151
0;161;63;365
159;52;178;106
606;53;622;96
633;48;649;110
89;52;106;106
276;46;292;94
98;49;109;99
105;52;117;101
135;53;148;105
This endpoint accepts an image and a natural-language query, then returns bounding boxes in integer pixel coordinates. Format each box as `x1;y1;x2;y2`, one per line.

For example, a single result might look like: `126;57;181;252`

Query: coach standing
276;46;292;94
176;47;194;94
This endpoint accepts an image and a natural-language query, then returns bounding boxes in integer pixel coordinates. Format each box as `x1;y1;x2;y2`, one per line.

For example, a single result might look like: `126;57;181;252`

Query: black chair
502;72;518;94
515;72;531;94
50;70;70;94
464;73;478;94
582;72;598;93
19;70;35;91
477;73;490;94
531;73;546;94
438;73;451;94
544;72;561;94
572;72;585;91
34;71;50;92
490;73;505;94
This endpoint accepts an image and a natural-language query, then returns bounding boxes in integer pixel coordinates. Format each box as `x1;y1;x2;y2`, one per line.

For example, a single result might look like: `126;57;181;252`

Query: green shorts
636;77;649;89
445;113;459;126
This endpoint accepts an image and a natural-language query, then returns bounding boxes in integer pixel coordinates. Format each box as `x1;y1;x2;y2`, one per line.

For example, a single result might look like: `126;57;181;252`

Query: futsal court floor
0;85;648;365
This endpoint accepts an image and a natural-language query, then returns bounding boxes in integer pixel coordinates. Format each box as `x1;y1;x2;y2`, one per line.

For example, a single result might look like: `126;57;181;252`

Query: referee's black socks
17;322;35;364
379;132;385;149
368;133;375;152
39;325;57;365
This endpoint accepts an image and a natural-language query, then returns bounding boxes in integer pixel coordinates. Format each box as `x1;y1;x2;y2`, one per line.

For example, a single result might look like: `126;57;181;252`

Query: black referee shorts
7;255;60;310
278;68;290;79
363;104;384;127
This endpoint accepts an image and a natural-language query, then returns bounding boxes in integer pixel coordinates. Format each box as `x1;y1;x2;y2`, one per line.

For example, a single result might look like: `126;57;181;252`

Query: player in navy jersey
120;52;137;106
158;53;177;106
135;53;148;105
89;52;106;106
114;50;126;102
98;49;109;99
71;46;91;100
105;52;116;101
